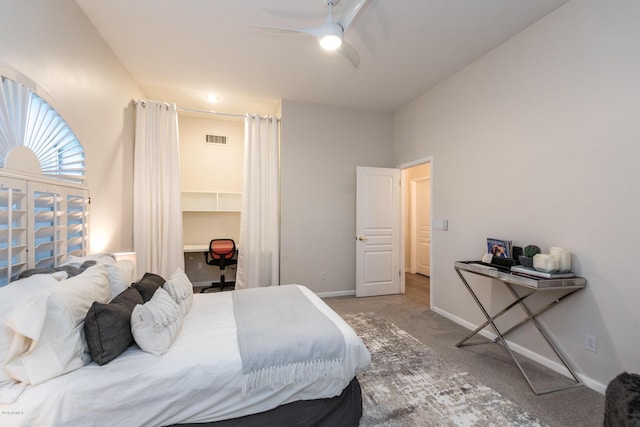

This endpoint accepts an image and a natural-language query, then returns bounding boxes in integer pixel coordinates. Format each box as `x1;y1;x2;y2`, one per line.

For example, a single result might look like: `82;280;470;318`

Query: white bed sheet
0;285;370;427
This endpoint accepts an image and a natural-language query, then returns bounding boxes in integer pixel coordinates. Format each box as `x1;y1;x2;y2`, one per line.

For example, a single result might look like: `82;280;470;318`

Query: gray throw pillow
84;287;144;365
15;260;97;280
131;272;166;302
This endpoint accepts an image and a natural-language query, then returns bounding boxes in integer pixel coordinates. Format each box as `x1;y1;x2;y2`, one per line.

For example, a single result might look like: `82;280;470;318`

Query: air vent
205;134;227;145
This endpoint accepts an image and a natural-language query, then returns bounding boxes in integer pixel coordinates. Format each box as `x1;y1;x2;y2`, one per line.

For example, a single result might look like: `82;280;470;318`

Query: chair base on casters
200;275;235;293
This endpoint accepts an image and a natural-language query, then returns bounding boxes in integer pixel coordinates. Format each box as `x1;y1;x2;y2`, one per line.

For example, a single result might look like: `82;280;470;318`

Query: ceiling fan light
319;34;342;51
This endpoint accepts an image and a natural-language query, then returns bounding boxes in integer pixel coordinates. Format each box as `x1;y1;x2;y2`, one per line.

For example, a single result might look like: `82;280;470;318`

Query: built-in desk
184;244;240;253
454;260;586;395
183;244;209;253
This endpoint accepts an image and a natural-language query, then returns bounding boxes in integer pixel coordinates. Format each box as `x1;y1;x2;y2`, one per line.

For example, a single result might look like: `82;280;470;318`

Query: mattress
0;285;370;427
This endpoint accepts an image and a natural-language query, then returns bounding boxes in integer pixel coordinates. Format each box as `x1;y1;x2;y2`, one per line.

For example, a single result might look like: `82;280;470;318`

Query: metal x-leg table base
454;266;584;395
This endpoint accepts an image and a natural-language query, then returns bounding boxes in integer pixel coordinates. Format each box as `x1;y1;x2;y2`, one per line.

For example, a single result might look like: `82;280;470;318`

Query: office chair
201;238;237;293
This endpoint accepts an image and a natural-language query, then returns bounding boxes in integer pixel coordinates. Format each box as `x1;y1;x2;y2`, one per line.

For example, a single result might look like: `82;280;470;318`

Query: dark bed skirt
170;376;363;427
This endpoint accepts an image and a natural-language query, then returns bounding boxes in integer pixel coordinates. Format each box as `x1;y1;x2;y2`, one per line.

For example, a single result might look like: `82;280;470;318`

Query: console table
454;261;586;395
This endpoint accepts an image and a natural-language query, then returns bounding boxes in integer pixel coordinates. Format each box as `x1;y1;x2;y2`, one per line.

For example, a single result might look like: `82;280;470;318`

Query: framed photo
487;238;512;259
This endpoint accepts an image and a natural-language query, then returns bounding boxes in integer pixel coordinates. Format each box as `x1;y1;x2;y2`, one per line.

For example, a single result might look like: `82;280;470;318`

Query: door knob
357;236;368;241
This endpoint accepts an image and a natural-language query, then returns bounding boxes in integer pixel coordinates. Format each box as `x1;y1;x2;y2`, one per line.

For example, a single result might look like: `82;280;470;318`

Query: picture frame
487;238;512;259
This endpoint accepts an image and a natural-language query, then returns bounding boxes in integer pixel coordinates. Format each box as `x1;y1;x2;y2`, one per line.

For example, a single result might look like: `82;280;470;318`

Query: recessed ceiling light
206;94;219;104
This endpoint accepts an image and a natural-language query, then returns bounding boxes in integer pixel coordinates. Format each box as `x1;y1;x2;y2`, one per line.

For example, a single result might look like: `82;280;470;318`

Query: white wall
0;0;144;253
280;100;394;295
393;0;640;391
179;114;244;193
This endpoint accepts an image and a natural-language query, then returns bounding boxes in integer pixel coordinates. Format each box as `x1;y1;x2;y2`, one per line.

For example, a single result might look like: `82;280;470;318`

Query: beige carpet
345;313;548;426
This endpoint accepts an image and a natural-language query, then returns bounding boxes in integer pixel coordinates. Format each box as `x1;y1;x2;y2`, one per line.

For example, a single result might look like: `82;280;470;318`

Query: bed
0;259;371;426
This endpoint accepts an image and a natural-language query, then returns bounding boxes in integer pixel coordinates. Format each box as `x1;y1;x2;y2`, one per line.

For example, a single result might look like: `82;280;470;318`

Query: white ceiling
75;0;569;116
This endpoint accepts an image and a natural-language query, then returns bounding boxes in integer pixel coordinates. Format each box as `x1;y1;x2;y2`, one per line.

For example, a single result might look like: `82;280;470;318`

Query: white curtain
236;114;280;289
133;100;184;278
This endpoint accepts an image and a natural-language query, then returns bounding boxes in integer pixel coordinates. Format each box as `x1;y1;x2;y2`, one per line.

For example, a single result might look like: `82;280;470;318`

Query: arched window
0;76;85;183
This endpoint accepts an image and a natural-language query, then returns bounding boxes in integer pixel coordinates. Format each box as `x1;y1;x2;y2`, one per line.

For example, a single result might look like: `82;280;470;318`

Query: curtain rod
178;107;246;119
178;107;280;121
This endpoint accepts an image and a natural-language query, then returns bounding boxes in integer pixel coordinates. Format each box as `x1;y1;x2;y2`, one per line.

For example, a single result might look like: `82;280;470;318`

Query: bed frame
172;377;362;427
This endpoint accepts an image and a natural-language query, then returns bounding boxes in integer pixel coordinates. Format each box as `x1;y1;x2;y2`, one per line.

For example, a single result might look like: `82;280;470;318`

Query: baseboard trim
431;306;606;395
318;290;356;298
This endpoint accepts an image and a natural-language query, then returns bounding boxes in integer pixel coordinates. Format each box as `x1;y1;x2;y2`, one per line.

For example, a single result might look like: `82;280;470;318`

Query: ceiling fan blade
337;40;360;68
337;0;369;32
250;24;323;38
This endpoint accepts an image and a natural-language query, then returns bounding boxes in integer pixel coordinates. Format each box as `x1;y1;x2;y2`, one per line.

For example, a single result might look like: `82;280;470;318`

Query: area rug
343;313;548;427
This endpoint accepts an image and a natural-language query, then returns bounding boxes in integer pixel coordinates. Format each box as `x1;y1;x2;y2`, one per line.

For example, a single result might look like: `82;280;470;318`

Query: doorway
402;160;431;308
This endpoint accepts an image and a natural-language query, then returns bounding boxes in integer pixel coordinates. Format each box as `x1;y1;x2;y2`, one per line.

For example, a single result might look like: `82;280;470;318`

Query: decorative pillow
163;269;194;317
105;260;138;299
0;274;60;384
131;288;183;357
84;287;144;365
3;264;111;385
131;272;165;302
16;260;97;281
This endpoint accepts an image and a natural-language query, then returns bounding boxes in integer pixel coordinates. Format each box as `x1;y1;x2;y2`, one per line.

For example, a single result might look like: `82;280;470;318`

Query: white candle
533;254;559;273
549;247;571;272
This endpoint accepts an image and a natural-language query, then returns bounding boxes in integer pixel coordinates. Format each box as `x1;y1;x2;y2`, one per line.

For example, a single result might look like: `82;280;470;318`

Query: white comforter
0;285;370;427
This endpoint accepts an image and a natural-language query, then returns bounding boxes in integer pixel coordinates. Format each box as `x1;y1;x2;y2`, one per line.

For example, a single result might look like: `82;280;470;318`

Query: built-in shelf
181;191;242;212
1;172;90;286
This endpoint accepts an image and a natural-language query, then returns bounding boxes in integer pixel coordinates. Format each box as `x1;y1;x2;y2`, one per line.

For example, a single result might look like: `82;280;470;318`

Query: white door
356;166;401;297
415;178;430;276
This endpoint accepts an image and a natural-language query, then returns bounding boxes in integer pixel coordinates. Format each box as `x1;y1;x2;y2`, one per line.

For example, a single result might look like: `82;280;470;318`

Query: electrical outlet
320;272;326;280
585;334;597;352
433;219;449;231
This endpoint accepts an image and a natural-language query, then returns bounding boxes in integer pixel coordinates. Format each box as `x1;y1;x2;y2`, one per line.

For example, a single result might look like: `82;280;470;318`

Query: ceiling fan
253;0;369;68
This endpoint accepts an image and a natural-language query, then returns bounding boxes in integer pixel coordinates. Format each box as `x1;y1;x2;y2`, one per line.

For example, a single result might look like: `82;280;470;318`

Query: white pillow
61;253;137;299
61;253;116;268
0;274;60;384
163;268;194;317
3;264;111;385
105;260;138;299
131;288;183;357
